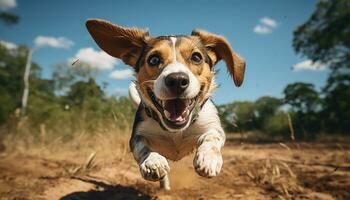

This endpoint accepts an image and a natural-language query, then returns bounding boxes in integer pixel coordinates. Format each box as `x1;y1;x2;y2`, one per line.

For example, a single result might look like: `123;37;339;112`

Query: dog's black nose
165;72;189;95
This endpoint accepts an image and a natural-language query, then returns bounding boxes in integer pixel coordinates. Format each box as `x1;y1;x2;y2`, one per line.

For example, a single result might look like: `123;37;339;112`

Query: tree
0;12;19;25
66;78;104;108
52;62;99;94
293;0;350;135
263;111;290;138
218;101;255;132
283;83;322;139
0;44;42;123
293;0;350;69
322;70;350;133
284;83;321;114
254;96;282;130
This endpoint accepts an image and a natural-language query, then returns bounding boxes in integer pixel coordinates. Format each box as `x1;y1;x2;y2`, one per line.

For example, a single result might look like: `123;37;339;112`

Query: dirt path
0;142;349;200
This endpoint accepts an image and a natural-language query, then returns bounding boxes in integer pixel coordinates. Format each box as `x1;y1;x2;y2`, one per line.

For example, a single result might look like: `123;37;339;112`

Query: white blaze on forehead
170;37;177;62
153;36;201;100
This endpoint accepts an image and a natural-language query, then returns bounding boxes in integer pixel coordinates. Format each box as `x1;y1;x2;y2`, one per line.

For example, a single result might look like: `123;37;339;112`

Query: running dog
86;19;245;190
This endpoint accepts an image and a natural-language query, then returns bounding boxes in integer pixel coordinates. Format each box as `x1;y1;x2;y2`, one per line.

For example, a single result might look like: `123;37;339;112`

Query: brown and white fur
86;19;245;190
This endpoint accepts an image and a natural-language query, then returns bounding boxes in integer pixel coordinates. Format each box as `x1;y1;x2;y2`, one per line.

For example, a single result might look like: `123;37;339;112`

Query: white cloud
69;47;117;70
253;25;272;34
0;40;16;49
254;17;278;35
109;69;133;79
0;0;16;10
292;60;326;71
260;17;277;28
34;36;74;49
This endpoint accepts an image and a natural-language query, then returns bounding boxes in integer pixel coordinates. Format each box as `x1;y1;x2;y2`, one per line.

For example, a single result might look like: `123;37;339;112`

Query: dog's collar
142;98;209;131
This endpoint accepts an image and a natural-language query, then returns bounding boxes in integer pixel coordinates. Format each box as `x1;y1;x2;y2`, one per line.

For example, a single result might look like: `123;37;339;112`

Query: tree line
220;0;350;139
0;44;135;137
218;76;349;140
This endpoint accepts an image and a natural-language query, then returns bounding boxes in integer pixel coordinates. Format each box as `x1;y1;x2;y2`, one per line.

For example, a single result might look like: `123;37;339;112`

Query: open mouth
147;89;199;129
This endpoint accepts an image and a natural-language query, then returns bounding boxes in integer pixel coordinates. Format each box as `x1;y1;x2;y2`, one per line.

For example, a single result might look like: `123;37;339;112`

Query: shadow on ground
60;177;151;200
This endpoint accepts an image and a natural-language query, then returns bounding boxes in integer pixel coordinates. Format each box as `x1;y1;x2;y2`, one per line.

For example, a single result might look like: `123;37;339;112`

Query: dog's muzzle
145;72;201;131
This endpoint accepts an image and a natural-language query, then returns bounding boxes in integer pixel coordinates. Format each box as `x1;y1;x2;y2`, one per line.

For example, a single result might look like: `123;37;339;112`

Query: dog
86;19;245;190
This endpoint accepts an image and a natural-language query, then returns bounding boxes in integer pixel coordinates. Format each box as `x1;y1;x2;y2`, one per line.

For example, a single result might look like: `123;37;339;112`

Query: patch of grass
245;158;304;199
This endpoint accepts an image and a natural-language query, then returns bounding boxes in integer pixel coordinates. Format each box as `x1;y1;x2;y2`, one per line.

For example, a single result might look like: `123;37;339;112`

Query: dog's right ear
86;19;149;68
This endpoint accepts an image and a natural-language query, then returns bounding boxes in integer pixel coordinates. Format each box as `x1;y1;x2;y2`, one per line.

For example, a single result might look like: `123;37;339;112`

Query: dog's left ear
192;29;245;87
86;19;149;68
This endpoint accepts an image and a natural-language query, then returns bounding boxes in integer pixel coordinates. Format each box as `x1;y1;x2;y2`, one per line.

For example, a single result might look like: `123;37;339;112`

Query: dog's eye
148;54;161;66
191;52;202;64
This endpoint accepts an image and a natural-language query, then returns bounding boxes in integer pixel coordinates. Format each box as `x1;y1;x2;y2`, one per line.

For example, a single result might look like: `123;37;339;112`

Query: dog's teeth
164;110;171;119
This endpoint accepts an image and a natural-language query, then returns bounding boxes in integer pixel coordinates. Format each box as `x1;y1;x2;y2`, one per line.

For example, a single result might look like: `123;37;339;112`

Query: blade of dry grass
279;143;291;150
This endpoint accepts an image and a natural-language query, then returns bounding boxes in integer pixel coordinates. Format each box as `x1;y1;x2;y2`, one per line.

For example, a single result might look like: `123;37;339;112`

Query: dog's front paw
139;152;170;181
193;148;223;178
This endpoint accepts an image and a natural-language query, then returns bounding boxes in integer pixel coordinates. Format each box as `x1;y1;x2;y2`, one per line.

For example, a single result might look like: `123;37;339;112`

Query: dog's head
86;19;245;132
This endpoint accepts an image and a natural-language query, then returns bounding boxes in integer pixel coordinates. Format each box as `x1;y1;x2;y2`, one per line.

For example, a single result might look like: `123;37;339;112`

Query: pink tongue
164;99;187;121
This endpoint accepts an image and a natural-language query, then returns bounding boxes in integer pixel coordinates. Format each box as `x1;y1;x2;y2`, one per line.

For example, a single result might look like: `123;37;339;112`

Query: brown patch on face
175;37;214;104
137;39;172;83
136;37;175;103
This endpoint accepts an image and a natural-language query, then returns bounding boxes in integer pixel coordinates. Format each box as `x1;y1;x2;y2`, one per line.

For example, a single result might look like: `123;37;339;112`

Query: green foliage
322;69;350;133
112;96;137;129
293;0;350;69
292;0;350;137
254;96;282;131
52;62;99;93
218;96;289;139
0;87;15;123
283;82;321;114
217;76;349;140
0;43;135;137
0;44;41;123
33;61;136;134
283;82;322;139
0;12;19;26
218;101;255;132
263;111;289;138
66;78;104;107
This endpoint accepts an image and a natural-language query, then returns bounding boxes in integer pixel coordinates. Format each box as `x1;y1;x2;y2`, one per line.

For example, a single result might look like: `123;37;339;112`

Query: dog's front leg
130;135;170;183
193;128;225;178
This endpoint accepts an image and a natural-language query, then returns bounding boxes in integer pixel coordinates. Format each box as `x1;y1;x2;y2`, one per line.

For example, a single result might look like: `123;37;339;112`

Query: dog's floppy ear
86;19;149;67
192;29;245;87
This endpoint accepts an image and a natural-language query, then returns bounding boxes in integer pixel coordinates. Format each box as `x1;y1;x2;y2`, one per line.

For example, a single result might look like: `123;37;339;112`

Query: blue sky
0;0;330;104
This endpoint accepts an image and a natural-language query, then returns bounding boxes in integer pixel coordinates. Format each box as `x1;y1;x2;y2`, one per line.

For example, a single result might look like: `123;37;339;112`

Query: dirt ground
0;140;349;200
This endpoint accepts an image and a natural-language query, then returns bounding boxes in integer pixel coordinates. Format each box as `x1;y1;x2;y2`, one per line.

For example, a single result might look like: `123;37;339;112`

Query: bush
263;111;290;139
